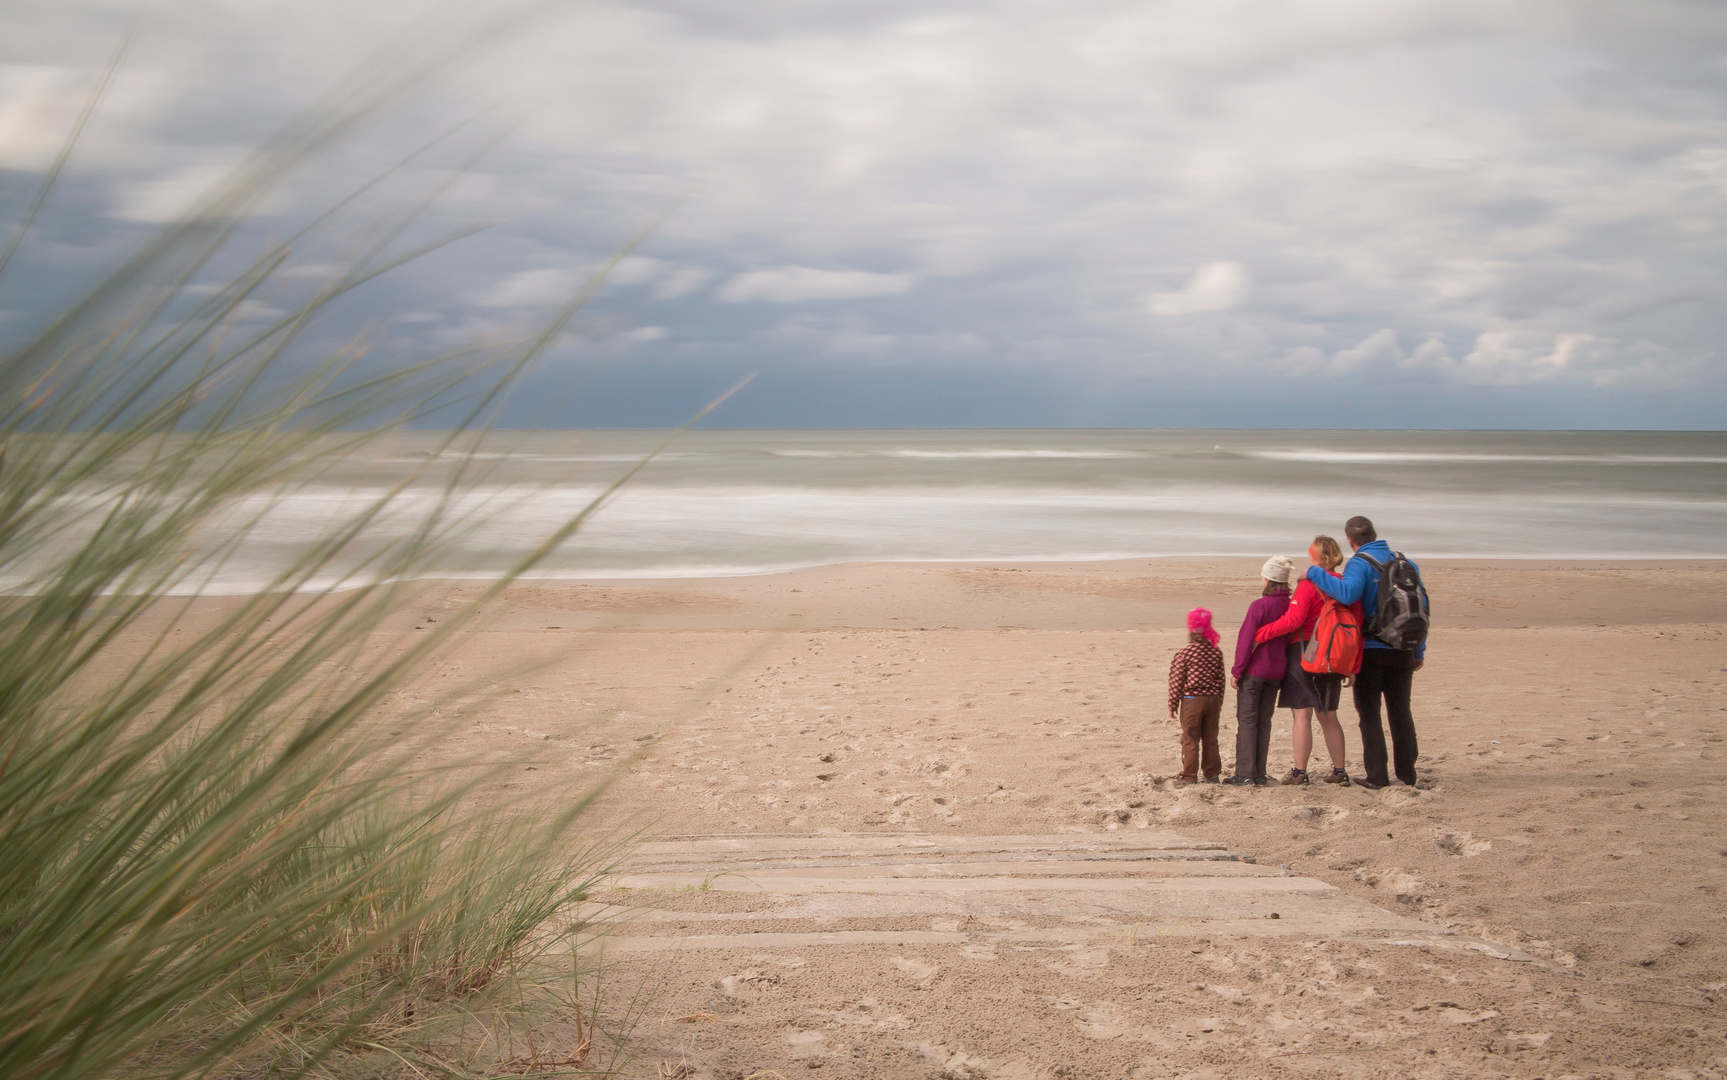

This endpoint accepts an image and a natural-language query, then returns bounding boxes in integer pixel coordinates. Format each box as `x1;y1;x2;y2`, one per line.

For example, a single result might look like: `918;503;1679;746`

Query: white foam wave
376;451;707;464
880;449;1146;460
1250;450;1727;465
770;448;1146;460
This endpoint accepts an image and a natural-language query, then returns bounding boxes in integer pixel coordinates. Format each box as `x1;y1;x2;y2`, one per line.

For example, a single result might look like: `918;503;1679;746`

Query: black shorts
1278;642;1344;711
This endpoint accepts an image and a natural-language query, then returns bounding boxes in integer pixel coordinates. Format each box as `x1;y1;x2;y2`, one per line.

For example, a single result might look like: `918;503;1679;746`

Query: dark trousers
1232;677;1278;780
1354;648;1418;786
1177;694;1222;782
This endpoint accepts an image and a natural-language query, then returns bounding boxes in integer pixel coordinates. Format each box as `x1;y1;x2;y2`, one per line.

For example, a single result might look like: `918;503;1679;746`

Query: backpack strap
1352;550;1390;637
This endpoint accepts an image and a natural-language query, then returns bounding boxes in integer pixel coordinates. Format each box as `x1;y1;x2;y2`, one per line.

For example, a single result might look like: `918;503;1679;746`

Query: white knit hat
1260;555;1295;584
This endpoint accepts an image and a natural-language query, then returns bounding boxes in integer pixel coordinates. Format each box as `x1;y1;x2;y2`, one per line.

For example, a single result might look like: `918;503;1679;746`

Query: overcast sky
3;0;1725;428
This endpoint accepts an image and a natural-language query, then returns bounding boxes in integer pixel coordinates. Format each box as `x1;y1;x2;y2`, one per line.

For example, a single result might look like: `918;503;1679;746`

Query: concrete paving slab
594;833;1536;964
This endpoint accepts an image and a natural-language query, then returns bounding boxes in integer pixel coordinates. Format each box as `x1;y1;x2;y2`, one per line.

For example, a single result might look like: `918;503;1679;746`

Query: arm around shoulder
1256;584;1313;643
1308;559;1369;604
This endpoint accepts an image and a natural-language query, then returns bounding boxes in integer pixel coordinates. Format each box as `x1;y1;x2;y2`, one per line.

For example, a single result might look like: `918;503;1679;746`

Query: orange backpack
1301;596;1363;675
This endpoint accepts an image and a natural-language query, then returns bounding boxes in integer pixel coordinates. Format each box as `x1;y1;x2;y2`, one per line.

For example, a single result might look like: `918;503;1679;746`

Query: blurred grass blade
0;13;705;1080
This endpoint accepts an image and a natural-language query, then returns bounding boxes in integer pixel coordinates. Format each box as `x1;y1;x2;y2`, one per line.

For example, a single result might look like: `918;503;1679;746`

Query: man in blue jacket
1304;515;1425;790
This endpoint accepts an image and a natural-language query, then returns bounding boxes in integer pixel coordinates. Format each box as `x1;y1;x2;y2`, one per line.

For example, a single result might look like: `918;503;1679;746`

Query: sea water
135;429;1722;592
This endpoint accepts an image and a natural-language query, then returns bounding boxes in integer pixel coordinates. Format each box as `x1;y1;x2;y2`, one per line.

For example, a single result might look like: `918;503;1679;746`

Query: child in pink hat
1167;607;1225;786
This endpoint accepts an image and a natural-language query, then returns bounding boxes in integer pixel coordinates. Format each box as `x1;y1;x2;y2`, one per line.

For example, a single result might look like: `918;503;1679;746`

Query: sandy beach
175;559;1727;1077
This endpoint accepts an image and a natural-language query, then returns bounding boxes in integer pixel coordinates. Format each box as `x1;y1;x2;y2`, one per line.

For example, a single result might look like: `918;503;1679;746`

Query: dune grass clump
0;46;661;1080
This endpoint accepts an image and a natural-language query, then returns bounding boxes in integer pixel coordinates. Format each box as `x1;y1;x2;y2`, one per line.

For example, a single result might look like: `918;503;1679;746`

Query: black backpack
1356;551;1430;651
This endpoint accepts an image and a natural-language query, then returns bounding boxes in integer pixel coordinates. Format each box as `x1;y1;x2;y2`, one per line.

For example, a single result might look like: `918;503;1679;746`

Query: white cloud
763;314;899;356
475;268;581;308
231;299;285;322
717;267;914;303
0;65;87;169
1331;327;1403;369
112;163;231;222
759;313;992;362
474;260;708;307
1406;335;1455;371
279;262;345;279
1457;329;1618;386
1147;261;1248;316
1278;326;1686;390
616;325;667;344
609;256;664;286
654;265;712;299
0;61;177;170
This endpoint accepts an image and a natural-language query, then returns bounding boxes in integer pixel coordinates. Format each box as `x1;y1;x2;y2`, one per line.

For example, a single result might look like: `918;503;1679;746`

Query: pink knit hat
1186;606;1219;647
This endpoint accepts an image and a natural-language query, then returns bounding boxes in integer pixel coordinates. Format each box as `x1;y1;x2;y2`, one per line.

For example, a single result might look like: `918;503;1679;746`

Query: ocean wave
375;451;708;464
879;449;1147;460
769;448;1147;460
15;430;1725;585
25;547;1724;596
1248;450;1727;465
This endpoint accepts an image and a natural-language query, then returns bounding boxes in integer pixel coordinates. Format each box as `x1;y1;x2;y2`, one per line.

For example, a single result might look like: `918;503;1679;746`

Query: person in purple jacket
1223;556;1296;786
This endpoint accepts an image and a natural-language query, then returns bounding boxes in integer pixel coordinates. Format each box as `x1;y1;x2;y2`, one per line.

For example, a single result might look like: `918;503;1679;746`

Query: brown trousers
1177;694;1223;781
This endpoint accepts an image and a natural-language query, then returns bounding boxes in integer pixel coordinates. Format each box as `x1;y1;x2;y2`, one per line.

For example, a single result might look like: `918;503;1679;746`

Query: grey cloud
717;267;915;303
1147;262;1248;316
653;265;712;298
476;269;581;308
2;0;1725;425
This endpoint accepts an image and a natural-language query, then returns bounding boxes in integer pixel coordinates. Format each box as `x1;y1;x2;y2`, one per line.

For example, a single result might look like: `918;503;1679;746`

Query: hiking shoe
1323;768;1351;786
1357;779;1387;791
1220;775;1252;786
1251;777;1269;787
1171;778;1197;788
1280;768;1309;786
1203;776;1220;784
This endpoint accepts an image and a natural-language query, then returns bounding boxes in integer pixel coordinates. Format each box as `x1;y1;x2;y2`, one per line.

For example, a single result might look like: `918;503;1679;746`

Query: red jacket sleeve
1167;647;1188;715
1257;580;1319;643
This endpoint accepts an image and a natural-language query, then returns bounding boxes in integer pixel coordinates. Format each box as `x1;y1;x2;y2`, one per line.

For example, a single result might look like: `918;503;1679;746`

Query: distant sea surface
185;430;1727;591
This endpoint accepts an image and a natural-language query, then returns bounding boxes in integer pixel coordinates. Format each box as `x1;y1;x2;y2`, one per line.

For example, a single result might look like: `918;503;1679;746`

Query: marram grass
0;41;671;1080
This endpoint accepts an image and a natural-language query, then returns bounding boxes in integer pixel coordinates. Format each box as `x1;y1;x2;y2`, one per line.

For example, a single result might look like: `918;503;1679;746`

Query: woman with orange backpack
1254;535;1363;786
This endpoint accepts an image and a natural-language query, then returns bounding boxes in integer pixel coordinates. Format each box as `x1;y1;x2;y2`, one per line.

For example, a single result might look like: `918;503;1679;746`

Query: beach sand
170;560;1727;1076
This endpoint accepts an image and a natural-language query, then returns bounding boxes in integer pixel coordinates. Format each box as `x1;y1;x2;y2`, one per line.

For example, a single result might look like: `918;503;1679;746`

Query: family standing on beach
1166;515;1431;791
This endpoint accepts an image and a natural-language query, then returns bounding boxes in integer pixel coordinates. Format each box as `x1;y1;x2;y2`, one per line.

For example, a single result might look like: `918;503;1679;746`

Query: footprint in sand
783;1029;828;1058
1432;830;1492;856
889;955;940;988
1290;805;1349;826
1075;1001;1143;1040
1353;866;1428;903
713;969;777;1000
817;998;913;1031
1042;947;1110;979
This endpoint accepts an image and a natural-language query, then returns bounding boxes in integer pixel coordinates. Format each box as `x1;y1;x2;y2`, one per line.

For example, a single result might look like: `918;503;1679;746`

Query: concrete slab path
597;832;1534;960
579;835;1588;1078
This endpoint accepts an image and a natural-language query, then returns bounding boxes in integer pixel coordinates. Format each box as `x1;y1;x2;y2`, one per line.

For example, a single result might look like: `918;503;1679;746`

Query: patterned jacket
1167;640;1225;715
